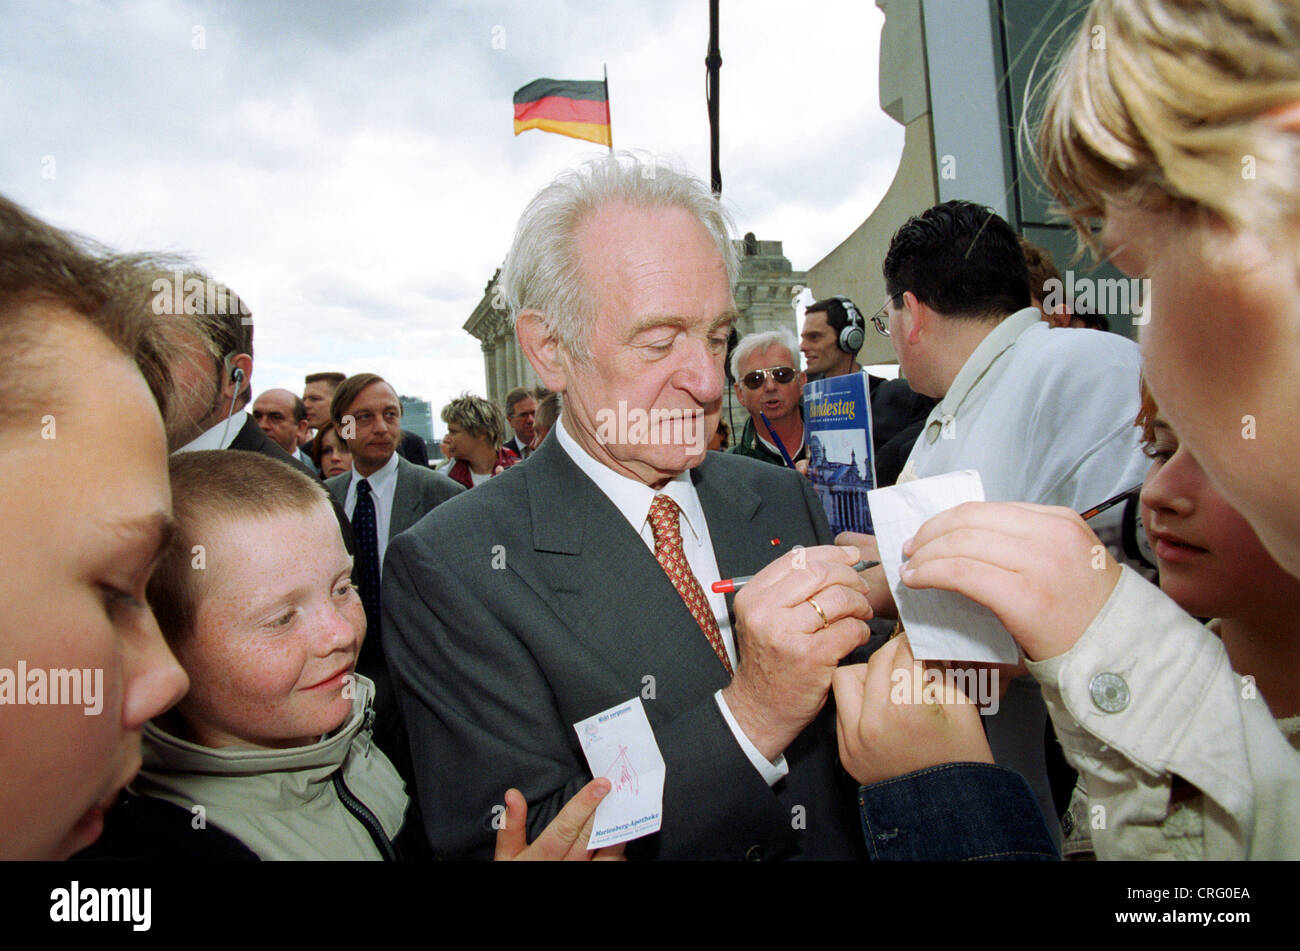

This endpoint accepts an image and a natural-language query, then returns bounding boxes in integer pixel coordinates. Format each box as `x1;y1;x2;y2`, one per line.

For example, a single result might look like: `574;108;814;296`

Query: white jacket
1027;568;1300;860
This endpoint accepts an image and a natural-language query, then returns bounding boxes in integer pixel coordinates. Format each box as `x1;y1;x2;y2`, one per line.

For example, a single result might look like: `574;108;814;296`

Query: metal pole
604;63;613;153
706;0;722;196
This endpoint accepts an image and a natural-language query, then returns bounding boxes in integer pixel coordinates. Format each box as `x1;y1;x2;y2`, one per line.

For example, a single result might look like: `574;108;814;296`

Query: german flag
512;78;611;147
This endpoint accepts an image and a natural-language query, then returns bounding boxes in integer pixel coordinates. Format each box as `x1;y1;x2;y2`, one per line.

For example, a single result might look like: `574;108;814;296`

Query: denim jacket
857;762;1059;861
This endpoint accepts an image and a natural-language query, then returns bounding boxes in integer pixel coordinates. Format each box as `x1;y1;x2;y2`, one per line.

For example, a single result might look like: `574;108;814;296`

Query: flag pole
603;63;613;153
706;0;721;196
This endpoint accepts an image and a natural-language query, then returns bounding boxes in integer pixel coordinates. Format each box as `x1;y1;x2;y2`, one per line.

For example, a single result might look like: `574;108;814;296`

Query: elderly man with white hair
382;153;1057;861
383;154;874;860
728;327;807;468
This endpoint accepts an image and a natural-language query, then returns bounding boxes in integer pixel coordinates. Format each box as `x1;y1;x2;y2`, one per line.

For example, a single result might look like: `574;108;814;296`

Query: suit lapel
691;455;765;582
227;415;258;452
389;457;422;541
523;439;732;698
693;457;815;618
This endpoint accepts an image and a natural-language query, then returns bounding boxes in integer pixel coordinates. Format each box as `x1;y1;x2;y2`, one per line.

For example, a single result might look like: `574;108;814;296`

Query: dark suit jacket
382;436;866;860
866;375;937;487
229;414;318;478
504;434;531;460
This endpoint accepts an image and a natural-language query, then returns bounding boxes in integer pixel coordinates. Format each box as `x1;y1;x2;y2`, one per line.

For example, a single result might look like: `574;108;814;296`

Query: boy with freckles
79;450;619;860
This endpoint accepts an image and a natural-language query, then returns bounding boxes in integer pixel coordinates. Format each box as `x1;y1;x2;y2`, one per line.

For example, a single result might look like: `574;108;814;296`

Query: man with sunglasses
729;329;807;467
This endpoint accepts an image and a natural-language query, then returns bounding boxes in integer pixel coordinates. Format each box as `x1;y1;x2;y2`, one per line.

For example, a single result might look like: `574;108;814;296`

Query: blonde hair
441;393;506;450
1036;0;1300;249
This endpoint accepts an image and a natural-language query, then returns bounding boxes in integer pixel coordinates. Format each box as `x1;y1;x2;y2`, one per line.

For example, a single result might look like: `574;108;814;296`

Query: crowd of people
2;0;1297;862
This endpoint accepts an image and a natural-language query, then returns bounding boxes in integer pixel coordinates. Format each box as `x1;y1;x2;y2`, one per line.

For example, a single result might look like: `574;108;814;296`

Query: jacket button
745;845;764;861
1089;672;1130;713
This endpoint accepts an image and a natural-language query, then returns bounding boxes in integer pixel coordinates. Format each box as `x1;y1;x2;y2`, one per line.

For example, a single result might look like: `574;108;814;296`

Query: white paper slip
572;697;666;849
867;469;1020;664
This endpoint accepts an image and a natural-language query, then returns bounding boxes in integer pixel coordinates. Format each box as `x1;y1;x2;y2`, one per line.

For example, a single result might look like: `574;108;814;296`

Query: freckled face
1103;202;1300;577
171;502;364;749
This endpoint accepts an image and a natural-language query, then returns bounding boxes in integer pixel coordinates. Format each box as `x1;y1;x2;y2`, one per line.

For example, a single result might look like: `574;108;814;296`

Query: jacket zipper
332;770;398;861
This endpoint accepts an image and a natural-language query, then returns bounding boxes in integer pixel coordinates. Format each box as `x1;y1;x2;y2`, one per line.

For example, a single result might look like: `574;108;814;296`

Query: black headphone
217;353;248;447
723;325;740;384
834;296;865;354
222;352;245;390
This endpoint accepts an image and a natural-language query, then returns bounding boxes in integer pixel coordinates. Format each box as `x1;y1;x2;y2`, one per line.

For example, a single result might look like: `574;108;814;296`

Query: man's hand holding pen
722;544;873;764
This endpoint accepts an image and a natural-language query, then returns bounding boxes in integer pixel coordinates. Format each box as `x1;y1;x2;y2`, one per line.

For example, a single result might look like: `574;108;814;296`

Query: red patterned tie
647;494;733;676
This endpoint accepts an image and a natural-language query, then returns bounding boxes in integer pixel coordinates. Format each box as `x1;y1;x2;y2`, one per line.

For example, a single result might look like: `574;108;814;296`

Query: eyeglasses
740;366;798;390
871;294;902;337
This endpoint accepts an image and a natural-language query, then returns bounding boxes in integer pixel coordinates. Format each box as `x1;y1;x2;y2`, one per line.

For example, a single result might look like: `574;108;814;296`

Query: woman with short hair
441;393;520;488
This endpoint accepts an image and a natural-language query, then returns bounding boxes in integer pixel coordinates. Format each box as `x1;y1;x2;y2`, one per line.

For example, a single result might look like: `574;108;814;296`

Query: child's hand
899;501;1122;660
832;634;993;787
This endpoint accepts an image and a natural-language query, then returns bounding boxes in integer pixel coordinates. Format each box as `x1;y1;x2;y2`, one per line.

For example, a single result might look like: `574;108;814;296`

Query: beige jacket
1027;567;1300;860
131;676;409;860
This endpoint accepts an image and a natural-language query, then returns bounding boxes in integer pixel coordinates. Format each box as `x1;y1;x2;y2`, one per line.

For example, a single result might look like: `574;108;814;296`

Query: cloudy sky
2;0;901;426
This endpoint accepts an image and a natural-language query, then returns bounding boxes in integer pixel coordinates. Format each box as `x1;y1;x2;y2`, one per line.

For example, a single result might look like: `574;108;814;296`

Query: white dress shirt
555;417;789;785
342;452;401;571
175;409;249;454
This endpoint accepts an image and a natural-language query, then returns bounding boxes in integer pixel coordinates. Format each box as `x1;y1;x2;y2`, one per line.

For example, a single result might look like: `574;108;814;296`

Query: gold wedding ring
807;596;829;630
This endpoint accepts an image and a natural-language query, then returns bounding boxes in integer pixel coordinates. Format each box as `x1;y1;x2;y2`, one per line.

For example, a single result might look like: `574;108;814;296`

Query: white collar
175;409;249;454
349;450;400;498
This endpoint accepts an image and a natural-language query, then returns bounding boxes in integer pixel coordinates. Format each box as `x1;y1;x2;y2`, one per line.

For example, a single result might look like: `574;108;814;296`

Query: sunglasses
740;366;798;390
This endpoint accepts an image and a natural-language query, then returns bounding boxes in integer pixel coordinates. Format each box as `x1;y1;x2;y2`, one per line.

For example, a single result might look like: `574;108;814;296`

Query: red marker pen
712;559;879;594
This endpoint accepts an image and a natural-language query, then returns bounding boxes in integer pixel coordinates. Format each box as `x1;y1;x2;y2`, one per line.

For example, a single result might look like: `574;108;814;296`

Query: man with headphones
799;295;870;380
800;296;937;487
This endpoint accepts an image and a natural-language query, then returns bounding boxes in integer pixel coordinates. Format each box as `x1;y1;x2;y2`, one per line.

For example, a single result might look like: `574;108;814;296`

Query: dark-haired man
849;200;1149;845
304;370;429;467
878;201;1146;502
252;388;312;466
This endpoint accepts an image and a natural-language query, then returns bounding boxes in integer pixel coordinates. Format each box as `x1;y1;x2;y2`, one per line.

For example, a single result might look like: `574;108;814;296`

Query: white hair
729;327;799;383
499;151;739;362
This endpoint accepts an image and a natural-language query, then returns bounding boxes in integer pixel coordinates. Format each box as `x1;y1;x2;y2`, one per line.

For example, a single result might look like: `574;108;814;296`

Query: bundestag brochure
802;374;876;535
